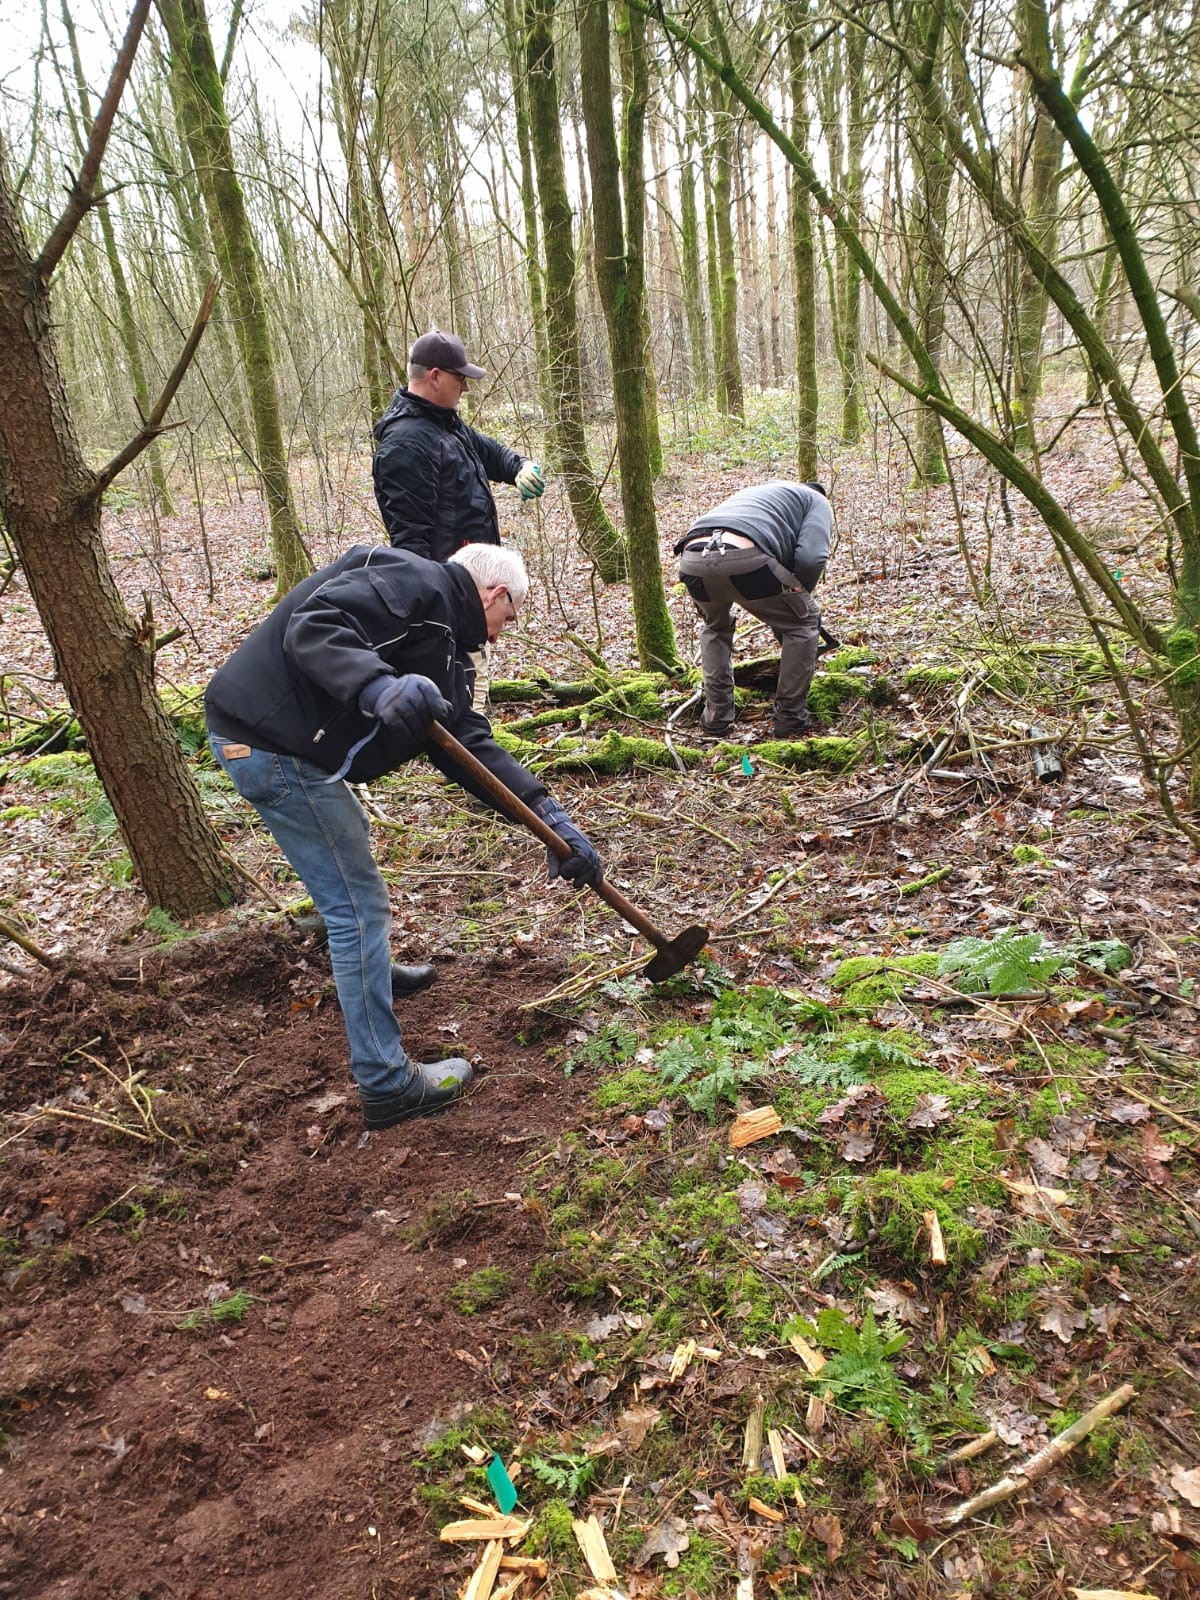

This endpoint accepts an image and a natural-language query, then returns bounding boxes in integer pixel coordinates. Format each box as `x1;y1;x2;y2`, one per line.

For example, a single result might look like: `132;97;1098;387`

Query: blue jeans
209;736;412;1095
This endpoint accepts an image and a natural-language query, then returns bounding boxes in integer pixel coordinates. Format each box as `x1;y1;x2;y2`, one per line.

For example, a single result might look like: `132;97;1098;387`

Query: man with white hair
205;543;600;1130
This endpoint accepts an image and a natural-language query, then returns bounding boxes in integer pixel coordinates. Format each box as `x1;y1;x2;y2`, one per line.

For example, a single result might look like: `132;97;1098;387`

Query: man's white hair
448;543;529;606
407;362;430;383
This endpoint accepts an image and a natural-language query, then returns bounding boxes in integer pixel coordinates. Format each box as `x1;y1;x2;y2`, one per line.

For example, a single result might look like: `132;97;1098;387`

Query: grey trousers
678;543;821;727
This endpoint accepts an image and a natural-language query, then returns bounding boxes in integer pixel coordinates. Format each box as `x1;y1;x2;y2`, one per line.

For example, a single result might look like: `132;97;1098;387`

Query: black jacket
372;388;525;560
676;481;832;591
204;546;547;809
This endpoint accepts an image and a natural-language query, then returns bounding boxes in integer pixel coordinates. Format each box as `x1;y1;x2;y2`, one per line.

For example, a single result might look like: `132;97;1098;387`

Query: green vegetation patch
830;951;939;1007
753;734;866;772
544;730;702;774
807;671;869;723
449;1266;513;1315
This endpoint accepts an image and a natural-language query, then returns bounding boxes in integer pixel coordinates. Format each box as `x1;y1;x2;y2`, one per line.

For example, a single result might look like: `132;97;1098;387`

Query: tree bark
524;0;625;580
787;5;819;478
0;142;239;917
156;0;310;597
578;0;677;669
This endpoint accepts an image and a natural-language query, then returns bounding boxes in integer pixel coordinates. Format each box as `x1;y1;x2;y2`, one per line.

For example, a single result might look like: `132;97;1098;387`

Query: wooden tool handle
426;721;667;950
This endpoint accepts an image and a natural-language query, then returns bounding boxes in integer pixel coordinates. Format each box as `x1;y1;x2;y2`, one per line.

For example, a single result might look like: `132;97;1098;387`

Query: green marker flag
486;1452;518;1513
741;752;754;776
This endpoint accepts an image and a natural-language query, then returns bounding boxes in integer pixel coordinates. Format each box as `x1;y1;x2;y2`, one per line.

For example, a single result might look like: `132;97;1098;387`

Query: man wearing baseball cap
372;330;545;563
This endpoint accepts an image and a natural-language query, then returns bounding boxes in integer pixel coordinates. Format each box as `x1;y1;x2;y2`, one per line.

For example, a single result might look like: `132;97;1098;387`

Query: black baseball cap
409;330;485;379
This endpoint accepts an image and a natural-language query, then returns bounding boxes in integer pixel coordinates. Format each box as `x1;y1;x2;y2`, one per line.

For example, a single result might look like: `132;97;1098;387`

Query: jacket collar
446;562;488;652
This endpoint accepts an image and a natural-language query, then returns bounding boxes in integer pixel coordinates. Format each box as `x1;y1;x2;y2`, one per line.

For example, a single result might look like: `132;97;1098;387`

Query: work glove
515;460;545;500
359;673;450;741
535;798;603;888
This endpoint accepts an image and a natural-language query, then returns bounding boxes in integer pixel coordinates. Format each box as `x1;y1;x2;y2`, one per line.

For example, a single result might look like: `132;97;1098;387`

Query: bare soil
0;925;585;1600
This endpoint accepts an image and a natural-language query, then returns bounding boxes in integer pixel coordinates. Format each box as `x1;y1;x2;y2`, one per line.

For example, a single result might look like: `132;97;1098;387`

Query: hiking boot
771;712;815;739
697;717;735;740
359;1058;474;1129
391;962;436;996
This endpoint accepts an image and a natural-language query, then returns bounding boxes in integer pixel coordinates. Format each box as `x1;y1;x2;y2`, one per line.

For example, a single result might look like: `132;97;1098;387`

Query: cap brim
456;361;486;379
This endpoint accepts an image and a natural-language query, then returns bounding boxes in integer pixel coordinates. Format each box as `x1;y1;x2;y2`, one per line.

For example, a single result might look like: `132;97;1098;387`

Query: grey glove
359;674;450;741
515;461;545;500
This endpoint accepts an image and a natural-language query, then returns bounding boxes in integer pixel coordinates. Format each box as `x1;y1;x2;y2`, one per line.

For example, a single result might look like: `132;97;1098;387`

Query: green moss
448;1267;513;1314
490;725;548;767
24;751;94;789
848;1167;997;1274
584;672;670;720
524;1497;578;1561
826;646;877;672
753;735;866;772
830;952;939;1007
505;706;581;734
900;865;952;896
662;1530;728;1595
807;671;869;723
903;663;961;689
529;1229;608;1301
590;1067;663;1112
1012;843;1050;865
544;730;701;773
1165;627;1200;687
0;806;39;821
488;678;542;702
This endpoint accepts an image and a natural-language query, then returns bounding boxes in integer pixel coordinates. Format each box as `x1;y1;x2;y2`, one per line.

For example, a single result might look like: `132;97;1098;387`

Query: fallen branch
937;1383;1136;1528
0;913;59;969
891;667;990;820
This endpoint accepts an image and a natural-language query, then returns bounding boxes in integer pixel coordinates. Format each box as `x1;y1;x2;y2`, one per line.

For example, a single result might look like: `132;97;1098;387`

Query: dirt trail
0;928;583;1599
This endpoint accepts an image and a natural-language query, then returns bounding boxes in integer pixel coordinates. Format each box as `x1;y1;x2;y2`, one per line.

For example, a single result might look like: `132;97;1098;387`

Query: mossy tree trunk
617;1;664;477
157;0;310;598
578;0;677;668
710;81;745;418
524;0;625;581
907;2;952;485
676;62;710;397
0;54;239;917
787;3;820;478
502;0;553;429
839;20;866;444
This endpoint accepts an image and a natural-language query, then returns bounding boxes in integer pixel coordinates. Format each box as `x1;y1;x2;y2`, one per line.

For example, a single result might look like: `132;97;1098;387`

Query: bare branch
91;276;220;496
35;0;153;280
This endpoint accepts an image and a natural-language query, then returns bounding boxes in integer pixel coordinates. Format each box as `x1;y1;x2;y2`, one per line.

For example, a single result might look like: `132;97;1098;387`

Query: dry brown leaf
1172;1465;1200;1508
811;1512;844;1563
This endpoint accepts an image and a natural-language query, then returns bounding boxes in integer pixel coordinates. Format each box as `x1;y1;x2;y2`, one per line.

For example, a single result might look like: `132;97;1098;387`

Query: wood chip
806;1392;827;1431
460;1539;504;1600
748;1496;786;1523
490;1577;527;1600
668;1338;697;1379
498;1556;548;1577
440;1516;529;1543
924;1208;948;1267
573;1514;618;1584
459;1495;505;1517
767;1427;787;1479
729;1105;782;1148
742;1396;765;1472
788;1333;826;1374
462;1444;490;1465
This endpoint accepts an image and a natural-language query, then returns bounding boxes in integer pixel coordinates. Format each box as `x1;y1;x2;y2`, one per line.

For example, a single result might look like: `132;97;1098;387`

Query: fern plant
790;1308;927;1447
936;930;1066;993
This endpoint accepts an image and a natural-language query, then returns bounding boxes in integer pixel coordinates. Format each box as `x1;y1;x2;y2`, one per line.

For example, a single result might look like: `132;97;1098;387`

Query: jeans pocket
215;743;292;808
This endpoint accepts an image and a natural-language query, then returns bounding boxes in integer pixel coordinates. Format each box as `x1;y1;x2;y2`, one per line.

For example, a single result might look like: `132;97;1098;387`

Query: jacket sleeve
282;569;417;706
372;425;441;558
790;494;833;590
465;423;524;486
425;704;550;813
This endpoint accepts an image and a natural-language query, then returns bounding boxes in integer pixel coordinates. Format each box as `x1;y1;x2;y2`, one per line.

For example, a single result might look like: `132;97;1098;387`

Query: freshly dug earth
0;926;583;1600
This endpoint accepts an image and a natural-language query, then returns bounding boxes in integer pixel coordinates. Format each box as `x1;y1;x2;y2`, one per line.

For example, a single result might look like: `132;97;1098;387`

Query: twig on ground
0;914;59;970
937;1383;1136;1528
891;667;990;820
601;794;740;852
719;863;809;930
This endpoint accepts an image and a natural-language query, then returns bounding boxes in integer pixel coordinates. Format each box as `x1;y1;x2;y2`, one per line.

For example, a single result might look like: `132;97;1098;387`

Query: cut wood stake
788;1333;826;1374
730;1106;782;1148
460;1539;504;1600
440;1516;529;1543
573;1515;618;1584
748;1496;785;1523
742;1396;765;1472
767;1427;787;1480
939;1383;1136;1528
924;1209;948;1267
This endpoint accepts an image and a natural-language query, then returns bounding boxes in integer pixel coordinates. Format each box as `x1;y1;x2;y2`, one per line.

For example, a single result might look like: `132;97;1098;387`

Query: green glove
515;461;545;500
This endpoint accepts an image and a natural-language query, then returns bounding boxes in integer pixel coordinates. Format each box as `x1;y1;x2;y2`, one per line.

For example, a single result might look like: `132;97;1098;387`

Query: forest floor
2;413;1200;1599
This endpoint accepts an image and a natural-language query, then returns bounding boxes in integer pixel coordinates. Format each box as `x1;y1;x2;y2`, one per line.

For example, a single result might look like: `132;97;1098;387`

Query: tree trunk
578;0;677;669
710;82;745;418
617;2;663;478
502;0;553;427
764;131;784;384
525;0;625;580
840;20;866;443
676;59;710;396
0;149;239;917
157;0;310;596
908;3;952;484
60;0;174;514
787;6;820;478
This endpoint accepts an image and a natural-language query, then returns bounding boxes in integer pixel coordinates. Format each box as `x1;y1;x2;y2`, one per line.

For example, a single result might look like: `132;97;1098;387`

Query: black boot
359;1059;474;1129
391;962;436;996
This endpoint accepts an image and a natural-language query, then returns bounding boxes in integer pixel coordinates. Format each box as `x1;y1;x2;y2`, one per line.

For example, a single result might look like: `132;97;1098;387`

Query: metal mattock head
643;923;710;983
